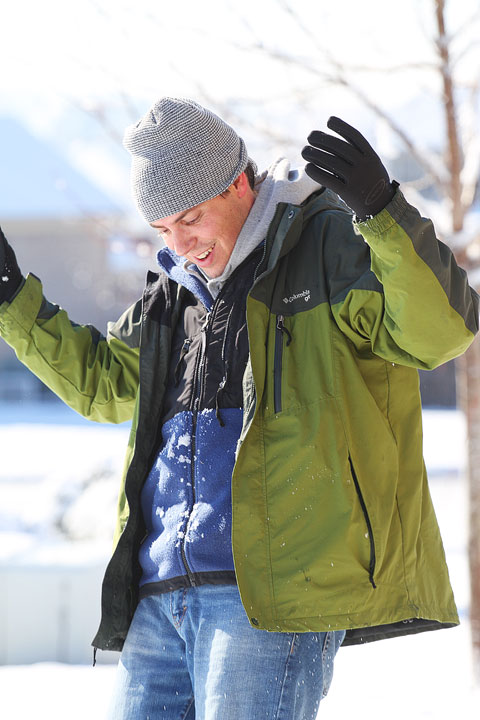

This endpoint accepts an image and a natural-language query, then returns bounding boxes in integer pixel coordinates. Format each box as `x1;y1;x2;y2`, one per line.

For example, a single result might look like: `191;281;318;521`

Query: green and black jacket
0;188;477;650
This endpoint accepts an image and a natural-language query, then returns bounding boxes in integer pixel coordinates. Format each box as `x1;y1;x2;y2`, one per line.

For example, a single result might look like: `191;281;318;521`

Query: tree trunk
435;0;465;232
435;0;479;679
457;335;480;683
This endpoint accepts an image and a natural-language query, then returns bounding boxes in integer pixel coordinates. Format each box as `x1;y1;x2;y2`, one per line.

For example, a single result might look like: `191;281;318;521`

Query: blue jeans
107;585;345;720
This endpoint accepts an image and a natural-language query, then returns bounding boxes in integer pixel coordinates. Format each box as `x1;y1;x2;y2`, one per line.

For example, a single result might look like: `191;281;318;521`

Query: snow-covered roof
0;116;119;219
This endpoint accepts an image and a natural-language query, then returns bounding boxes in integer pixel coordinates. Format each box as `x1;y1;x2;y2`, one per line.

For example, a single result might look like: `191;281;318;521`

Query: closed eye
184;214;200;225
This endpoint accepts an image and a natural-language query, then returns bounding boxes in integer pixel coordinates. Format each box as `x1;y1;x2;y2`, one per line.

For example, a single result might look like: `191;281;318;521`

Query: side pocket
348;456;377;589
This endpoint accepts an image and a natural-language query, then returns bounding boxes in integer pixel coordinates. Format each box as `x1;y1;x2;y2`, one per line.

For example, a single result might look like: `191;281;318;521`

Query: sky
0;0;479;214
1;1;445;117
2;1;478;105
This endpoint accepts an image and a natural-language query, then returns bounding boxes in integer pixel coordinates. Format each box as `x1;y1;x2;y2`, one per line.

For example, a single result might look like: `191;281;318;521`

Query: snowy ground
0;403;478;718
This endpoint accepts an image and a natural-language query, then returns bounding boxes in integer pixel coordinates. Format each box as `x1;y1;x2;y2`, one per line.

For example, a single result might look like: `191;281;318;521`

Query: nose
168;226;195;257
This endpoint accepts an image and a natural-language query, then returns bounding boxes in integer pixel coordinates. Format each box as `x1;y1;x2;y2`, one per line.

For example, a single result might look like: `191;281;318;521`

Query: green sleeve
0;273;140;423
327;190;479;369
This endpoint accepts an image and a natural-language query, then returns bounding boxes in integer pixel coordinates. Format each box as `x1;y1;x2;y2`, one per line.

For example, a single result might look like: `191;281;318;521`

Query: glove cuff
355;180;399;222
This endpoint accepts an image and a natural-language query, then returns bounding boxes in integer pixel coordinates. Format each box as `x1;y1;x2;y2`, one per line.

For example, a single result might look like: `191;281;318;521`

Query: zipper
253;239;268;284
182;406;198;587
179;291;226;585
196;316;210;412
231;243;267;434
215;305;235;426
348;457;377;589
179;324;210;587
274;315;292;414
178;252;261;581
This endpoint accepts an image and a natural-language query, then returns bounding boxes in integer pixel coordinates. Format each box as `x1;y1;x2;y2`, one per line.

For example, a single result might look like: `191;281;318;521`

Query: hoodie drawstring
215;371;228;427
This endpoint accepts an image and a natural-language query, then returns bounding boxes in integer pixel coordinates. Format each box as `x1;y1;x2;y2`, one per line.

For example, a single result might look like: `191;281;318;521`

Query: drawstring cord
215;369;228;427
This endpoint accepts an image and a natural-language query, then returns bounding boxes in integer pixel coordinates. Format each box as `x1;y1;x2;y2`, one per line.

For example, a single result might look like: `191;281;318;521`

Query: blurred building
0;116;156;401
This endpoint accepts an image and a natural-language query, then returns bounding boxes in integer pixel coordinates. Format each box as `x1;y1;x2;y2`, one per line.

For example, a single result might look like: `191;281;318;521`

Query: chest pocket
161;296;206;422
161;256;258;423
263;303;336;419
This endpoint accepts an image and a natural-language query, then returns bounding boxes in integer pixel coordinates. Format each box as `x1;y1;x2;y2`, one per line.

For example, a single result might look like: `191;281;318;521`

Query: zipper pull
276;315;292;346
174;338;192;387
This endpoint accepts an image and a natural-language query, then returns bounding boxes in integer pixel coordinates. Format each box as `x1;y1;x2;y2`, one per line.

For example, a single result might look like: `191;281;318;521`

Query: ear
232;171;249;198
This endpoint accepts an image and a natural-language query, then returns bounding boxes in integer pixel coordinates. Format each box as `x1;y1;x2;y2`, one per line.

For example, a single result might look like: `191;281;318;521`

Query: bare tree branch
327;61;441;74
70;100;125;145
450;6;480;43
451;38;480;69
245;39;450;192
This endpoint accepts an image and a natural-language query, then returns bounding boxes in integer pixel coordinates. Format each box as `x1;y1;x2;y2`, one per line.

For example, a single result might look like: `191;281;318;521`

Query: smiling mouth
195;244;215;260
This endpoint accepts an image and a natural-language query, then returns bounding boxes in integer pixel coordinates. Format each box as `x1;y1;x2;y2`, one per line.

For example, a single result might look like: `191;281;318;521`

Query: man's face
150;175;254;278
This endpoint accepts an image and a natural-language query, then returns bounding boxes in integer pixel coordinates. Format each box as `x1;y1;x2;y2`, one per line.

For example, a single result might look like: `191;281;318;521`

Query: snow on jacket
0;187;478;652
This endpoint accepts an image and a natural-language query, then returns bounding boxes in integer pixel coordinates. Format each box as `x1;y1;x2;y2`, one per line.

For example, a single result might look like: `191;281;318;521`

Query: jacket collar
156;246;214;310
262;188;351;272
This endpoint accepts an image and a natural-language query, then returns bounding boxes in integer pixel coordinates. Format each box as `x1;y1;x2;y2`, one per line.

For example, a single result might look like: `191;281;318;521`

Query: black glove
0;226;23;303
301;116;396;220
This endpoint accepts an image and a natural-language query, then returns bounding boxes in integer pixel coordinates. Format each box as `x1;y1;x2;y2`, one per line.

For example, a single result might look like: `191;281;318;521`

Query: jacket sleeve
323;189;479;369
0;273;140;423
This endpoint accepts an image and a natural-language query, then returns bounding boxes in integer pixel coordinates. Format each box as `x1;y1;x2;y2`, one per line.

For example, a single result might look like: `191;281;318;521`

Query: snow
0;663;116;719
0;402;130;556
0;403;478;718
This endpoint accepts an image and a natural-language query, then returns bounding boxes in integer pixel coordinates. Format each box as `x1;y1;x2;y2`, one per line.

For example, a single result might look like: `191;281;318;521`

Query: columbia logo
283;289;311;304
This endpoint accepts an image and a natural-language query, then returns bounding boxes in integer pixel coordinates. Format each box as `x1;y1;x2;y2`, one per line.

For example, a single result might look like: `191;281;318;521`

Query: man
0;98;478;719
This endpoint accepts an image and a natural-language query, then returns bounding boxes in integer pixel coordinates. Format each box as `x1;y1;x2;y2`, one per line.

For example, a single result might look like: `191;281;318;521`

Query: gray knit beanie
123;97;249;223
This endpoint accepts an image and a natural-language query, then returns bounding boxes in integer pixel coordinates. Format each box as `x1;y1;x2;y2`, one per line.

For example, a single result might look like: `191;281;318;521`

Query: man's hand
301;116;396;220
0;227;23;303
